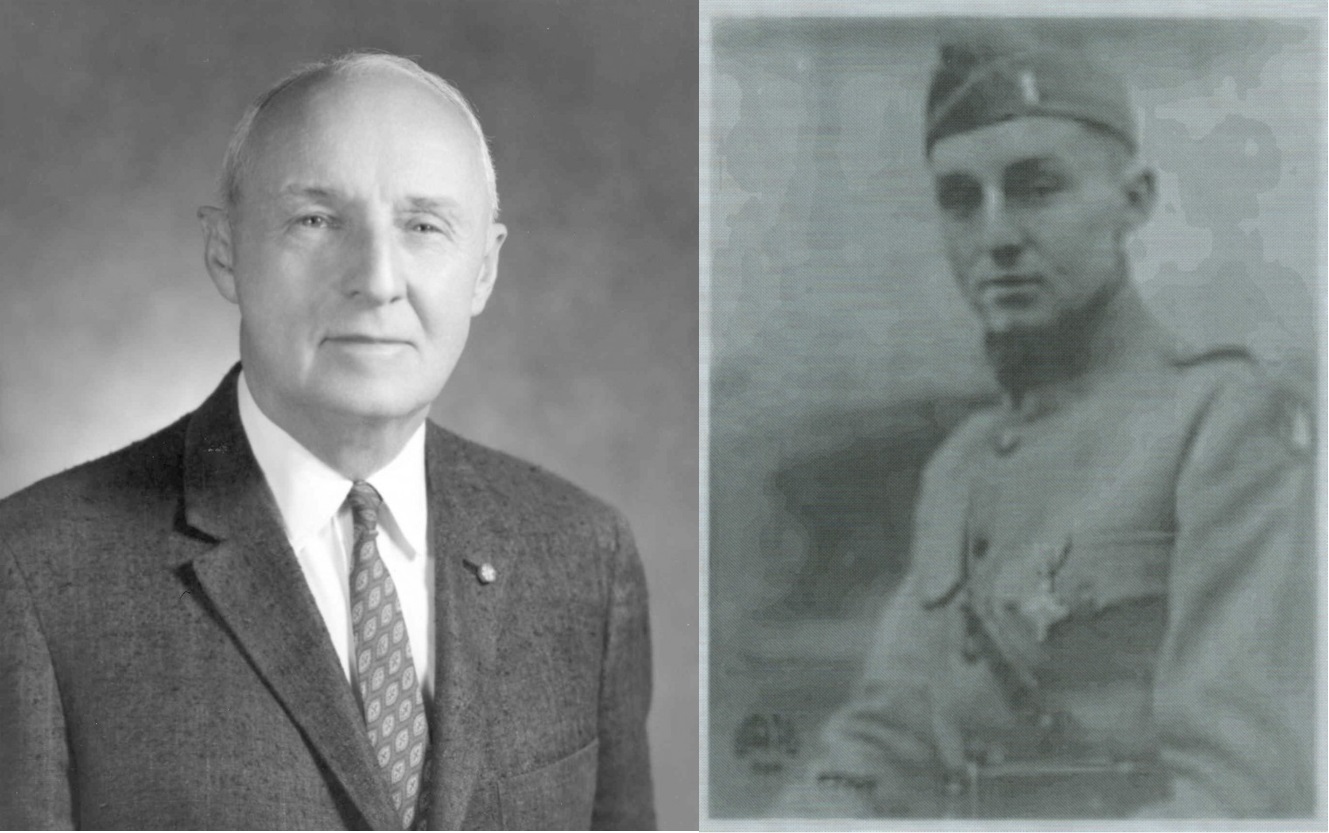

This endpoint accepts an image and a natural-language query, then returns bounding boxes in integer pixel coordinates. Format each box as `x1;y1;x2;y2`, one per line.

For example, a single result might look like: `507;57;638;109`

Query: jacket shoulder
0;415;190;536
1166;342;1310;407
426;422;627;540
0;414;191;587
1179;353;1315;462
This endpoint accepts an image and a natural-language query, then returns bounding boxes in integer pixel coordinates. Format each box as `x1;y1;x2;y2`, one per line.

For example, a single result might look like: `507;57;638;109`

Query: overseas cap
925;40;1137;154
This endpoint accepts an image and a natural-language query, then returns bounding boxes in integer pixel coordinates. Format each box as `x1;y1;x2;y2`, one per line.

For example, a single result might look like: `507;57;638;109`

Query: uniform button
995;428;1019;454
970;537;988;559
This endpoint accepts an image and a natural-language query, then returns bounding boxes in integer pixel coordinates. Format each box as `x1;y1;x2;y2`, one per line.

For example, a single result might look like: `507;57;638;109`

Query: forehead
928;116;1122;179
242;69;487;211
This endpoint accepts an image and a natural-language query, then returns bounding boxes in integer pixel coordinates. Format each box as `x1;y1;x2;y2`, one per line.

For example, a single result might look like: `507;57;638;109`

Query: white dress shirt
236;372;434;700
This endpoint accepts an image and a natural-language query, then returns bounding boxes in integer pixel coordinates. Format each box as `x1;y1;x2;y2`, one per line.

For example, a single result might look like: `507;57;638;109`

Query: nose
343;222;404;304
990;243;1021;270
979;189;1023;270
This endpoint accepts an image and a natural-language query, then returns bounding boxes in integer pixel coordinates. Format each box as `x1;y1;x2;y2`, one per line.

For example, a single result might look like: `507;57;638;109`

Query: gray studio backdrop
705;13;1323;818
0;0;697;825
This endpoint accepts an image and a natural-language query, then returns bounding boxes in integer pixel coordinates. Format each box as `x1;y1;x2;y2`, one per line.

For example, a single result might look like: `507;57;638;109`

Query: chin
979;308;1057;336
309;375;438;422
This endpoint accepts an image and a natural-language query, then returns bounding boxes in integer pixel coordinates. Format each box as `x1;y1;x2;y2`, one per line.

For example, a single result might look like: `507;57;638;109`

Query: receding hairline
219;52;499;219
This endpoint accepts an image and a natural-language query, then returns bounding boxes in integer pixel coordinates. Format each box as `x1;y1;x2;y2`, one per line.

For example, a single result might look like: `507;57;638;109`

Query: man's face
928;117;1149;335
201;69;504;432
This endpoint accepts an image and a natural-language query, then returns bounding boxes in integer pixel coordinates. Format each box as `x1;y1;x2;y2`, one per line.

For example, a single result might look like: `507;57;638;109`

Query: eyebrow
933;155;1061;179
276;185;464;216
1005;156;1061;176
401;196;464;217
277;184;343;203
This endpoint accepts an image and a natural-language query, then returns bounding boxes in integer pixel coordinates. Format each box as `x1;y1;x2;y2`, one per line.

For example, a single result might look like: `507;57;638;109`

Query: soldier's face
929;117;1152;335
201;69;505;433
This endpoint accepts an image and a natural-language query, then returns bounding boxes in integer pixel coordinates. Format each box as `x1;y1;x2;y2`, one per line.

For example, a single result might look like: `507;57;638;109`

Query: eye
1005;166;1067;206
935;175;982;219
296;214;332;229
405;217;458;240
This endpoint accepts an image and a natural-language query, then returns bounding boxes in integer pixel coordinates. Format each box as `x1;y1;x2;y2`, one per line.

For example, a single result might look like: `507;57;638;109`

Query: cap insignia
1019;69;1040;105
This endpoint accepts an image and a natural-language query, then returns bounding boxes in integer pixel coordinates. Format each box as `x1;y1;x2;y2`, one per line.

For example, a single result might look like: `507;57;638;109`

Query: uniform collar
236;371;428;558
998;283;1173;423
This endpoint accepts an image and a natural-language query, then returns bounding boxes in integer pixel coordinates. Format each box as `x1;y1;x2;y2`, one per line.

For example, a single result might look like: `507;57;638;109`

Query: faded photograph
704;6;1323;825
0;1;696;829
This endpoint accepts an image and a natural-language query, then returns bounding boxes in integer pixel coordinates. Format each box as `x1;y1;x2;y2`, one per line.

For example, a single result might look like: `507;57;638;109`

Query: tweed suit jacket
0;367;655;830
781;291;1318;819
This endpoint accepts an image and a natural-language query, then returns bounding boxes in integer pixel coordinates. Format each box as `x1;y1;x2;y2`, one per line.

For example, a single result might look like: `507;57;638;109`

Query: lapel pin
478;562;497;585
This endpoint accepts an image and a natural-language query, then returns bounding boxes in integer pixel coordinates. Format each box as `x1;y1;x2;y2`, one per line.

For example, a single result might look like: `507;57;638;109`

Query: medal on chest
1017;543;1072;642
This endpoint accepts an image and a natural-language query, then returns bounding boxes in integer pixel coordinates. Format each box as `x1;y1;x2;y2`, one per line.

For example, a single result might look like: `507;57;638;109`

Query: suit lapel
422;426;516;830
181;367;400;831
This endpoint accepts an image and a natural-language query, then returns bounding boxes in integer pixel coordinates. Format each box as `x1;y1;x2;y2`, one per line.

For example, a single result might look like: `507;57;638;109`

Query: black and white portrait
0;1;697;828
703;1;1323;824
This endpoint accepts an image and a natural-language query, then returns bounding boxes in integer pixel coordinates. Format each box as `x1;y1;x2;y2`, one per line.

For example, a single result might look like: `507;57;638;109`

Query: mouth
971;275;1045;314
978;274;1043;291
325;334;412;344
323;335;414;354
976;274;1043;298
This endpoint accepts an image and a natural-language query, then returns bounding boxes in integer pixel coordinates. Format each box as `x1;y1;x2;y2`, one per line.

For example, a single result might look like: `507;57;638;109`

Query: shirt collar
236;371;428;558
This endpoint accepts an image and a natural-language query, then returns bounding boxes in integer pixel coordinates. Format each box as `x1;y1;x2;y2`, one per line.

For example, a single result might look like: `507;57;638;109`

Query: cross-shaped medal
1019;570;1070;642
1018;542;1073;641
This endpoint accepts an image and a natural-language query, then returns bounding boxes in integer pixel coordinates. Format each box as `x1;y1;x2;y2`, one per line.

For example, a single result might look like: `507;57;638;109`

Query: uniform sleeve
1146;374;1317;817
773;570;951;819
774;460;961;819
590;512;657;830
0;542;75;829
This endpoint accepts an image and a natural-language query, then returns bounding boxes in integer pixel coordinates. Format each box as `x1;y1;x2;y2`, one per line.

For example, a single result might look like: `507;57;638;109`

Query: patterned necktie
346;481;429;829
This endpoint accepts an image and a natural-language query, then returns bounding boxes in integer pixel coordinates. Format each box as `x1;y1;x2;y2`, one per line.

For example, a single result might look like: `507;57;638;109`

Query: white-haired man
0;52;655;830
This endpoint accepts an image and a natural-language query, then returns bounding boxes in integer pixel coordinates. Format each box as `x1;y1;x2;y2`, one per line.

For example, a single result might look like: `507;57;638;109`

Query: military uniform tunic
784;294;1316;818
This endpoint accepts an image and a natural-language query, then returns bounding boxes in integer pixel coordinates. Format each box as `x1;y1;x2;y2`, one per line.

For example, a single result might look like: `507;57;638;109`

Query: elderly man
0;53;654;830
779;41;1316;819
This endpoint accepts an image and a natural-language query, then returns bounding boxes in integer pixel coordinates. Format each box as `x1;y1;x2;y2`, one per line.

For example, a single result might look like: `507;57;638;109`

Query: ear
469;221;507;316
198;206;239;304
1119;162;1156;232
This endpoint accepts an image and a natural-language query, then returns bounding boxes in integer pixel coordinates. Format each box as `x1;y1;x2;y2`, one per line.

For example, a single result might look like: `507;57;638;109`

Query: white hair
218;51;499;218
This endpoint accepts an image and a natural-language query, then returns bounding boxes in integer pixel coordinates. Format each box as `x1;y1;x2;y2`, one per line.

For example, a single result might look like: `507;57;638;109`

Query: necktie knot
346;480;382;533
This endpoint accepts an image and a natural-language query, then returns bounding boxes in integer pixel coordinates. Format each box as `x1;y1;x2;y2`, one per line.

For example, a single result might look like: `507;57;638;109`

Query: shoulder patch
1170;344;1254;369
1280;395;1315;456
